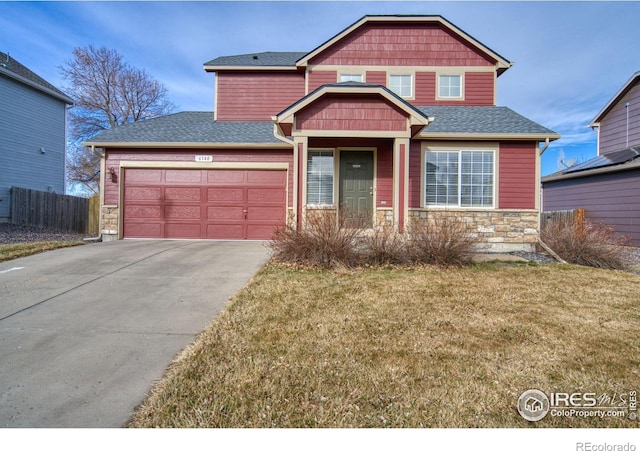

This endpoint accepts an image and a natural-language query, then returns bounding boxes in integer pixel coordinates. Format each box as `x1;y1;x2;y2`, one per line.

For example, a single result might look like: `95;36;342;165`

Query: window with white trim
425;150;494;207
438;75;462;98
339;74;363;83
389;74;412;98
307;150;334;205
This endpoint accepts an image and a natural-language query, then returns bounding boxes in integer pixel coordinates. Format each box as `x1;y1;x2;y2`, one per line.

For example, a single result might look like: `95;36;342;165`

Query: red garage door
123;168;286;240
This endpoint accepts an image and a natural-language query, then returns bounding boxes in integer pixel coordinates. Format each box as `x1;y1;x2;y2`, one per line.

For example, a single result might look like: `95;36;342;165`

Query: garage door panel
165;206;201;219
165;187;202;201
248;188;286;203
248;206;286;221
124;222;162;238
126;169;162;183
207;224;244;239
125;205;162;219
166;170;203;183
125;187;162;201
165;223;202;238
208;206;244;220
247;170;286;184
207;188;245;203
123;168;286;240
207;170;245;184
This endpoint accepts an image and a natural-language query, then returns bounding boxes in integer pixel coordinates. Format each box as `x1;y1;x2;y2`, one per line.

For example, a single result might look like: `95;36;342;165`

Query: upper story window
339;74;363;83
438;75;462;99
389;74;413;98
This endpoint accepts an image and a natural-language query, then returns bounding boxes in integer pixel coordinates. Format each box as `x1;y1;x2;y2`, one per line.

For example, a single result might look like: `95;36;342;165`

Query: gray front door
339;151;374;227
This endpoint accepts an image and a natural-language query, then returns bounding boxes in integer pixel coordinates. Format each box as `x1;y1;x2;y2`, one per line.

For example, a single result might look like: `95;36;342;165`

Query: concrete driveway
0;240;271;427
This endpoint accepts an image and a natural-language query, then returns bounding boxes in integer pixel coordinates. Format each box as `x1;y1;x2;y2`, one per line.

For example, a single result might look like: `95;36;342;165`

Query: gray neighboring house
0;51;73;222
542;71;640;244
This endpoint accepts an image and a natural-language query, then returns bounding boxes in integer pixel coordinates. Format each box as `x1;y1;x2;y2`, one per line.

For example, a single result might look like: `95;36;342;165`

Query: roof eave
542;159;640;183
83;141;292;149
589;71;640;126
418;132;561;141
0;66;74;105
203;65;299;72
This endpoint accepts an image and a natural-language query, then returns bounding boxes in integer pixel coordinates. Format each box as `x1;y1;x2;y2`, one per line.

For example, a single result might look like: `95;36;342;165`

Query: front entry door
339;151;374;227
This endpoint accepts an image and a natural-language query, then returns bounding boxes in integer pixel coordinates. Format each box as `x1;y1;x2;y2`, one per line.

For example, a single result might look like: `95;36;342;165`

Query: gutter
538;137;550;156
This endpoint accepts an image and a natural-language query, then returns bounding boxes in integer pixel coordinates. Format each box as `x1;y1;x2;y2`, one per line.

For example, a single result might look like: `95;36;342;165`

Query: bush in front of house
269;210;362;269
270;212;479;269
406;215;478;267
541;218;631;270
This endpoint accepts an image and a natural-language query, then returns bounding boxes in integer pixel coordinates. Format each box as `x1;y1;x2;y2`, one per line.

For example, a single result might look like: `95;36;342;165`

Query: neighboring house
86;15;559;251
0;51;73;222
542;71;640;245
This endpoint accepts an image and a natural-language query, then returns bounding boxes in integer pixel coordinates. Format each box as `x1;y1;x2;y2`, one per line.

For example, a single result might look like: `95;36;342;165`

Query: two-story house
87;15;559;251
542;71;640;245
0;51;73;222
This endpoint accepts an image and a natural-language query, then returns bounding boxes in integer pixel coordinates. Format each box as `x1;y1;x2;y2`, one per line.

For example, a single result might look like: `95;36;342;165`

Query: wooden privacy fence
10;187;98;234
541;208;585;230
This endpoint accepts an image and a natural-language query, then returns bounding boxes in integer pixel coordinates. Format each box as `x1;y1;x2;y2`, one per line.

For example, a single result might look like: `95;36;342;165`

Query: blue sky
1;1;639;175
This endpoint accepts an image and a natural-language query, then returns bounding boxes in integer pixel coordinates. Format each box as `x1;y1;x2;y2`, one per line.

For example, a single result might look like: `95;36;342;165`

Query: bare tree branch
61;46;176;193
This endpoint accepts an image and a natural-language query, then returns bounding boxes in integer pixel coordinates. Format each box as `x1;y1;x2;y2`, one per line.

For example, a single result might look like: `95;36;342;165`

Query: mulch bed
0;223;92;245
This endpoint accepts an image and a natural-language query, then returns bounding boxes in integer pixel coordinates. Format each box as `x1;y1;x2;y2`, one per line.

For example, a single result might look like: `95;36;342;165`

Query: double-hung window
389;74;412;98
425;150;494;207
339;74;363;83
307;150;334;205
438;74;462;99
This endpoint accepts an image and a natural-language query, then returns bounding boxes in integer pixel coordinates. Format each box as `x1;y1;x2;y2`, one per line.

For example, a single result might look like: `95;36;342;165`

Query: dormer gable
296;15;512;75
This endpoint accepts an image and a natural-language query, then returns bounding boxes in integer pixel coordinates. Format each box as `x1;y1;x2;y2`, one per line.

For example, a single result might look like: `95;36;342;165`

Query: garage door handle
244;209;248;219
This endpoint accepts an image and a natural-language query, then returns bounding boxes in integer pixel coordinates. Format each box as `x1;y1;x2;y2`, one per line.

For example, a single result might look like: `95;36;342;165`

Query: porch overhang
272;83;433;140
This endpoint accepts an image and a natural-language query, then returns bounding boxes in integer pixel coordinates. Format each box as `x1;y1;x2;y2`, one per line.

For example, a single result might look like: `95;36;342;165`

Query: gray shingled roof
86;106;558;146
84;112;284;145
417;106;558;136
0;51;73;104
204;52;307;67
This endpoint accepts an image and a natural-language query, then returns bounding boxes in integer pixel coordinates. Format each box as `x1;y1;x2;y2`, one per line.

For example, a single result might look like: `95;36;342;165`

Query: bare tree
61;46;176;194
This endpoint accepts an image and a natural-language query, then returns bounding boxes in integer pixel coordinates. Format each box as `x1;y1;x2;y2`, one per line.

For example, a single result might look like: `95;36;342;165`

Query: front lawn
0;241;84;262
128;263;640;428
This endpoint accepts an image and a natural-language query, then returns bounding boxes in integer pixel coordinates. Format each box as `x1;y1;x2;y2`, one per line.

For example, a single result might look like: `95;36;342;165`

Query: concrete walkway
0;240;270;427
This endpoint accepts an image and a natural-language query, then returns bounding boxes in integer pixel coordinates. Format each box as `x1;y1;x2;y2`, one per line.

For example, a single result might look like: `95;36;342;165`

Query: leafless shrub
361;224;408;266
541;218;631;270
269;210;361;269
407;216;478;267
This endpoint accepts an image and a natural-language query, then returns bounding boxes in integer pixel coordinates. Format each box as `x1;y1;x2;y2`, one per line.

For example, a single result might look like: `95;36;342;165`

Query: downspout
536;137;567;263
90;145;105;241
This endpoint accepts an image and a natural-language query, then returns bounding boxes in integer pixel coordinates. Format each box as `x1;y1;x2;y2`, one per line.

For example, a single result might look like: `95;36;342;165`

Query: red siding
414;71;494;106
297;95;408;131
498;142;537;209
408;141;422;208
309;22;495;67
366;70;386;85
216;71;305;121
308;70;337;92
104;148;294;208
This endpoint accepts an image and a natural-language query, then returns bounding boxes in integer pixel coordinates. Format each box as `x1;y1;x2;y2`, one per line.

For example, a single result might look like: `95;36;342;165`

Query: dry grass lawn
0;241;84;262
129;262;640;428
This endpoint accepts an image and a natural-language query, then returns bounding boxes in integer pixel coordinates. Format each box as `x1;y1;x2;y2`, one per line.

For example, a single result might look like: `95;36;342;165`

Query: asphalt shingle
0;51;73;103
85;112;283;145
418;106;557;136
204;52;307;67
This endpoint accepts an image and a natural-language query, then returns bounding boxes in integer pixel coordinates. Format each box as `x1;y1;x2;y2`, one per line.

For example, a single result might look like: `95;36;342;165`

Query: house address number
195;155;213;162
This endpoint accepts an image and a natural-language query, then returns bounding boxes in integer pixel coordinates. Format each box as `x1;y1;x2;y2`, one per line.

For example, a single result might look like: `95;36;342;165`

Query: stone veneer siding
100;206;119;241
408;209;539;252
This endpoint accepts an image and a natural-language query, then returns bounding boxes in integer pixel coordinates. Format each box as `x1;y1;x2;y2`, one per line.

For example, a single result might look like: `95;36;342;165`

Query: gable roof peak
589;71;640;126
